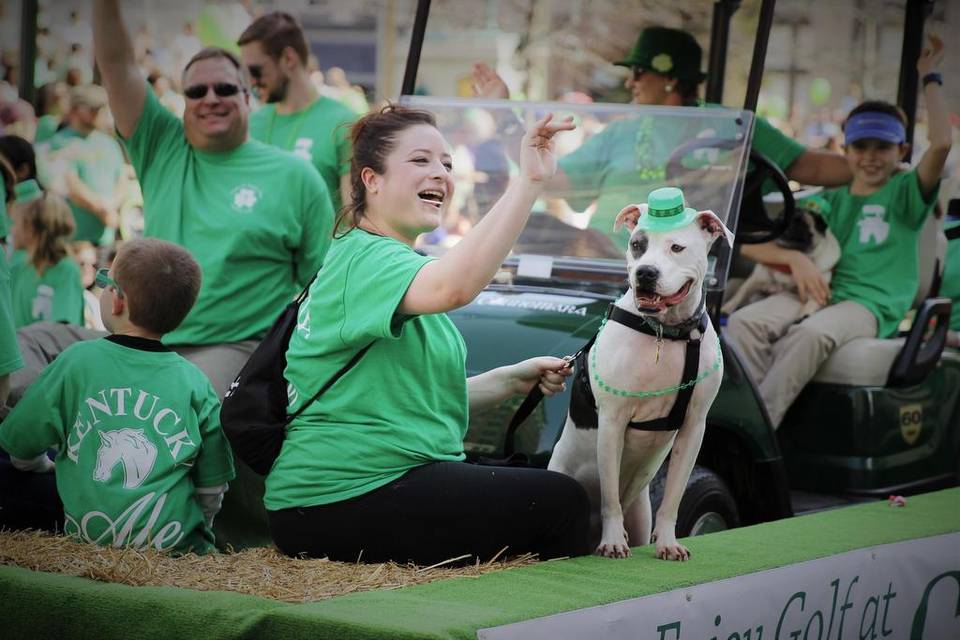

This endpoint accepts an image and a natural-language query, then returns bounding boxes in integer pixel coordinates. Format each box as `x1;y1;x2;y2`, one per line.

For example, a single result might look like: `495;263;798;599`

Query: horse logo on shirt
231;184;262;212
93;429;158;489
857;204;890;245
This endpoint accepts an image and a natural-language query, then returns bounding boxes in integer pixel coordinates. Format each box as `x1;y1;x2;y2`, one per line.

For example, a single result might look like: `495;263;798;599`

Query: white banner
478;533;960;640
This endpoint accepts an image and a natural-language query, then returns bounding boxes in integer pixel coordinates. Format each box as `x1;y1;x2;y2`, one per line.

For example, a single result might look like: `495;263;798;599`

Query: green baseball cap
637;186;698;232
14;179;42;204
614;26;706;84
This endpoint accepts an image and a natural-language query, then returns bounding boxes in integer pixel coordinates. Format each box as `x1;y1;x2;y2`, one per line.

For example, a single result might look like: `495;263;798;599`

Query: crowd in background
0;9;374;335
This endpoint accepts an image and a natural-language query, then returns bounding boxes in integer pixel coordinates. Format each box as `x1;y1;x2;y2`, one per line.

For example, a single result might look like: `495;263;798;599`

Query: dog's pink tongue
662;282;692;306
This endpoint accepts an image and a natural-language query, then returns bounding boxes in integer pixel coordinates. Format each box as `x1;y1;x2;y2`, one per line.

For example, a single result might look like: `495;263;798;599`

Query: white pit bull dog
548;187;733;560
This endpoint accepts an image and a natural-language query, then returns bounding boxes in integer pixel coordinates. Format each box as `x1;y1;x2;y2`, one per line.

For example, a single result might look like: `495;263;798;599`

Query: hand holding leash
508;356;574;396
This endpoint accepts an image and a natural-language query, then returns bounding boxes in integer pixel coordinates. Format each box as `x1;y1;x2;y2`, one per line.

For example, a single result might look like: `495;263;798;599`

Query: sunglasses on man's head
246;64;263;81
183;82;242;100
94;268;123;298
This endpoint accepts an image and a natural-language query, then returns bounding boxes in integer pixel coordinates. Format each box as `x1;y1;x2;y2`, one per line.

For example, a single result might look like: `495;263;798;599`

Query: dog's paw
596;540;631;559
655;540;691;562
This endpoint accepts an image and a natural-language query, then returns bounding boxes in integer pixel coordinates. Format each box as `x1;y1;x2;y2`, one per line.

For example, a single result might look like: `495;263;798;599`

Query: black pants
268;461;591;565
0;450;64;533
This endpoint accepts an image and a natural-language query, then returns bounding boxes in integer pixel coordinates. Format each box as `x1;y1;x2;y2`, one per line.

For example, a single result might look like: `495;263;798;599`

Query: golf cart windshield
402;96;754;292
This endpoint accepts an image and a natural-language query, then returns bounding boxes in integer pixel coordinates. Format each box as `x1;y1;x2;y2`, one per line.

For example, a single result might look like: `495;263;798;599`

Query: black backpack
220;279;373;475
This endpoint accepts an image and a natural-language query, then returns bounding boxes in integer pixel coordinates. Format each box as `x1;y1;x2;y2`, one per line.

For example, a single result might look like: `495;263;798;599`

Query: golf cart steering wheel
665;137;796;245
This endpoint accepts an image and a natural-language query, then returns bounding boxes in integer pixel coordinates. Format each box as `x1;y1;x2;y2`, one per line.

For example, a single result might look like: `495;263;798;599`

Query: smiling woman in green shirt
267;105;590;566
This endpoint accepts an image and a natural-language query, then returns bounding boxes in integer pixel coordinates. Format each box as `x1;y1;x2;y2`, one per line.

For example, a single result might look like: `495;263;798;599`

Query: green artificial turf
1;488;957;640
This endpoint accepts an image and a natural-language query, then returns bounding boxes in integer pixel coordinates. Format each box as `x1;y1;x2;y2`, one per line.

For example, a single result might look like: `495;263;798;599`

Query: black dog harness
569;304;710;432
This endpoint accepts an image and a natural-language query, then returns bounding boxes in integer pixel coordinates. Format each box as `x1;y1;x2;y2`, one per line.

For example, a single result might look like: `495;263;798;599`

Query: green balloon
809;77;832;106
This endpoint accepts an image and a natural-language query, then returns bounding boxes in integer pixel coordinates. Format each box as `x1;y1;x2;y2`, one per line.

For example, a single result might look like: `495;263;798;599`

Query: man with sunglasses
89;0;332;394
238;12;356;212
83;0;336;550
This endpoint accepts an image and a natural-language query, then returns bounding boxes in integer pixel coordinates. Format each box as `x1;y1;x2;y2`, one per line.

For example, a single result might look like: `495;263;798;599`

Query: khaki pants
726;294;877;428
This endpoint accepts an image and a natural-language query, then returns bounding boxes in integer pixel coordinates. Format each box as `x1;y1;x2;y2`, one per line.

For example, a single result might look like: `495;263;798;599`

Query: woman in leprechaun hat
472;26;853;253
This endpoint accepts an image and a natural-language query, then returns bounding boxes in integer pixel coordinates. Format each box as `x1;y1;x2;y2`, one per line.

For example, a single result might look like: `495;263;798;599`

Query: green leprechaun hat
795;192;832;217
614;26;706;84
637;186;698;233
14;178;42;204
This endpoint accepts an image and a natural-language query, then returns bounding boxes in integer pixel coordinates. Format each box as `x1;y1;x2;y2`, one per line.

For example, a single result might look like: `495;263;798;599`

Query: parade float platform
1;487;958;639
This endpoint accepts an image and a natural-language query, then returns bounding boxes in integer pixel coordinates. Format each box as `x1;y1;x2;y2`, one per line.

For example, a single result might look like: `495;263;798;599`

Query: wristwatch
922;72;943;86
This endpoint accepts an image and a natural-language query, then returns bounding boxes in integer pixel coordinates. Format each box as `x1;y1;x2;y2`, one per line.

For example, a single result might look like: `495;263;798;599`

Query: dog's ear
695;210;735;248
614;204;647;232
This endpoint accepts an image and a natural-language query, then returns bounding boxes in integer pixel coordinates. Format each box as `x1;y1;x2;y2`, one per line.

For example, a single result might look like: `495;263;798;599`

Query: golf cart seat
811;213;951;387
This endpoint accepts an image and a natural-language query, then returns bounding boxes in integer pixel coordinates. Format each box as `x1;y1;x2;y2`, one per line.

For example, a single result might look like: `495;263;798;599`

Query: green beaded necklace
589;316;722;398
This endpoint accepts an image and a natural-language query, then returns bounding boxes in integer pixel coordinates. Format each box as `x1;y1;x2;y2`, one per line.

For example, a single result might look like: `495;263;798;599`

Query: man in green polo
472;26;853;251
238;12;356;212
43;85;126;245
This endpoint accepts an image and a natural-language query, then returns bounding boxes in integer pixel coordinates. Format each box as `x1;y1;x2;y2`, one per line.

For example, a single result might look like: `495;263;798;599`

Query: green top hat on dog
795;193;832;217
638;186;699;232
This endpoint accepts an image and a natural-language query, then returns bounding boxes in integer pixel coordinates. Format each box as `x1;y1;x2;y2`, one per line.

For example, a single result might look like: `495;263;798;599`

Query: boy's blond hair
112;238;202;335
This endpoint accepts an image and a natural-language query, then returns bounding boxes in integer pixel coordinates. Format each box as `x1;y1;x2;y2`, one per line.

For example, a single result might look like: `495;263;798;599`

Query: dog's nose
635;265;660;285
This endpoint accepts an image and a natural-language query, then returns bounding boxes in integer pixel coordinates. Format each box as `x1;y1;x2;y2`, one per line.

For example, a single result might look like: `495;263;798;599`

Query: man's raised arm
93;0;145;140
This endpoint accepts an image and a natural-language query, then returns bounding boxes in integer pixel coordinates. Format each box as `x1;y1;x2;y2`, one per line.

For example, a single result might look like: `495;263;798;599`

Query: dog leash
501;338;594;457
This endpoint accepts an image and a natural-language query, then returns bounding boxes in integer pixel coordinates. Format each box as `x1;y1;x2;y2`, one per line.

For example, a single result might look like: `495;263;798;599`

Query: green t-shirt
249;96;355;212
0;337;235;554
558;111;804;251
47;127;126;243
0;178;21;377
265;229;469;510
941;220;960;331
34;114;62;144
0;248;23;377
9;250;84;328
123;87;334;346
820;170;938;338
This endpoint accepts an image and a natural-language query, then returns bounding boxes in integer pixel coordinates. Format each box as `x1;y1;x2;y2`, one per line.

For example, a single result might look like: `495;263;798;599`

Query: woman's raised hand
519;113;576;185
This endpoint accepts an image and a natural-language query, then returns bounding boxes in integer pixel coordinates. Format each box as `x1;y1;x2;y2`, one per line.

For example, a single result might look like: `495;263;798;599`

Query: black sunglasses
247;64;263;80
183;82;242;100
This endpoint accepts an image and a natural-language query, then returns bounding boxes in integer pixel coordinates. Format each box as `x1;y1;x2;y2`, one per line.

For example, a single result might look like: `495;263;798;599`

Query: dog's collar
608;297;708;341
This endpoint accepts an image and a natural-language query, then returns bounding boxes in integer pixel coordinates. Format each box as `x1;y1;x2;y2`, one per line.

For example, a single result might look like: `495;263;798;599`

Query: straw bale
0;529;538;603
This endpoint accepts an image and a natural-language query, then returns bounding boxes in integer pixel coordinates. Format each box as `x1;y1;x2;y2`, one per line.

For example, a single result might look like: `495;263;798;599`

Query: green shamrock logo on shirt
231;185;262;212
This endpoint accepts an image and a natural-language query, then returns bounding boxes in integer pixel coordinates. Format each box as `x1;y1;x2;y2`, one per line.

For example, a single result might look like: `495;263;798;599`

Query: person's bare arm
784;149;852;187
93;0;145;139
63;170;116;226
399;114;574;315
740;242;830;305
914;35;951;198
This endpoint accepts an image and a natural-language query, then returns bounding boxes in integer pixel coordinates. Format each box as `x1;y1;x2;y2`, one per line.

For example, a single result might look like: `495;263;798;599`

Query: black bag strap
284;341;375;426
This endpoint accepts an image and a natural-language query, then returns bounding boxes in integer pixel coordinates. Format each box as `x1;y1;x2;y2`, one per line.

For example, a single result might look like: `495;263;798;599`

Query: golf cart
399;0;960;535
